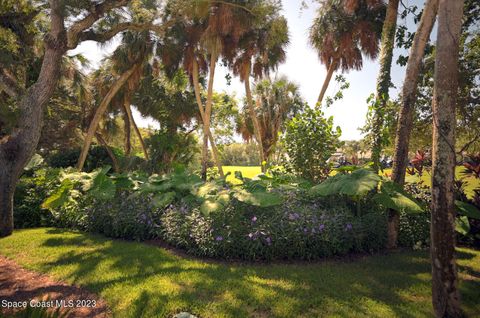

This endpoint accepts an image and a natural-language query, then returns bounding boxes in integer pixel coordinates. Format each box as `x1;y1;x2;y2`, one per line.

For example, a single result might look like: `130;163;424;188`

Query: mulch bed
0;256;110;318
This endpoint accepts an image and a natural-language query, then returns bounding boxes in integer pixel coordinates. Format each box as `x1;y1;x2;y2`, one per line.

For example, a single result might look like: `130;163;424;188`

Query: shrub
13;168;60;228
159;193;387;261
282;108;342;182
46;146;123;172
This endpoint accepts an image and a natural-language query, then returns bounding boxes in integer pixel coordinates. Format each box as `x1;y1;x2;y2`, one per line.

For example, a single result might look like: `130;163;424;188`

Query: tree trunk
77;65;137;171
392;0;439;186
95;132;120;173
123;102;149;160
371;0;400;173
0;0;66;237
191;58;224;179
430;0;463;316
122;102;132;156
244;62;266;171
317;60;337;107
388;0;439;249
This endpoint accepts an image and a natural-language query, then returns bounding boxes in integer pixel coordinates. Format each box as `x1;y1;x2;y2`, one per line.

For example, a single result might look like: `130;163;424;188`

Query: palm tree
387;0;439;249
161;1;257;179
430;0;463;315
370;0;401;173
231;7;289;170
238;76;305;163
309;0;385;106
77;31;153;171
391;0;439;185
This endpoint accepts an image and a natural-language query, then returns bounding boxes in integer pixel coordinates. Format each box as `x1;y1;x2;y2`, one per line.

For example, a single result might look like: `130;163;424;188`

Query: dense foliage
283;108;342;182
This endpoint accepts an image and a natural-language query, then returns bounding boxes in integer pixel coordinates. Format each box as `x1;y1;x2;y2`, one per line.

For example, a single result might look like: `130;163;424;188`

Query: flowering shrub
159;192;387;261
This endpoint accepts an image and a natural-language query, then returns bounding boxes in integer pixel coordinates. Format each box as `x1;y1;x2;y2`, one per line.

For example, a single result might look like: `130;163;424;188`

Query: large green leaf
41;179;73;210
200;198;224;216
88;172;116;200
455;216;471;236
374;181;424;213
233;189;283;207
455;201;480;220
152;191;175;208
310;168;380;197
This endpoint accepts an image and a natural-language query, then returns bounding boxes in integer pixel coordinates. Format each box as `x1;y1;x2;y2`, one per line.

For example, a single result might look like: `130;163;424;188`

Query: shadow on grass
36;229;479;318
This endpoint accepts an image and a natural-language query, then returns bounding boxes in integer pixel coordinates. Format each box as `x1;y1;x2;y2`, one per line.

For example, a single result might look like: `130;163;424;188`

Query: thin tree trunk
317;60;337;107
77;65;137;171
244;62;266;171
123;102;149;160
430;0;463;316
0;0;66;237
95;132;120;173
122;102;132;156
392;0;439;186
388;0;439;249
191;58;224;179
371;0;400;173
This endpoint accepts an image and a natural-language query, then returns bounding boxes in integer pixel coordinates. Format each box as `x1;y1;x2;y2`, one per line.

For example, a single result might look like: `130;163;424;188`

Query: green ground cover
1;228;479;317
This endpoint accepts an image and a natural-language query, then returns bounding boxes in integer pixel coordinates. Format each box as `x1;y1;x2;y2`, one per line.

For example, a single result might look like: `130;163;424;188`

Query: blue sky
71;0;428;140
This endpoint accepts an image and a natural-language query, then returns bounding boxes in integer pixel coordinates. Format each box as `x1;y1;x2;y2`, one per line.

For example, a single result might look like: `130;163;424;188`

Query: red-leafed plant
462;153;480;179
408;150;430;177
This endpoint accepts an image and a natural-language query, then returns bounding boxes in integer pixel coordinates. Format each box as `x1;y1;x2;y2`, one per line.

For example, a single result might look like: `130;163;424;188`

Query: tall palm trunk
122;103;132;156
317;60;338;106
95;132;120;173
123;101;149;160
371;0;400;173
77;65;137;171
244;62;266;171
191;58;224;179
388;0;439;249
430;0;463;316
392;0;438;185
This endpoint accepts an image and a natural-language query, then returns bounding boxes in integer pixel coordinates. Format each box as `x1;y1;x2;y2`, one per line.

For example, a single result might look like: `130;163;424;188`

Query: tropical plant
238;76;305;168
230;3;289;167
309;0;385;105
282;107;341;183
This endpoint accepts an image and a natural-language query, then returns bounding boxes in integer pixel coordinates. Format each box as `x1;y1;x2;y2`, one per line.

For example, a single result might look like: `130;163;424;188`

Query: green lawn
223;166;262;184
224;165;480;197
1;229;479;317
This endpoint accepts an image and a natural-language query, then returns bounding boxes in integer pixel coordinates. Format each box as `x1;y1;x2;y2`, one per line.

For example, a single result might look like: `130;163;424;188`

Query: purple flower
319;224;325;231
215;236;223;241
251;216;257;222
345;223;353;231
303;227;308;233
265;237;272;246
288;212;300;221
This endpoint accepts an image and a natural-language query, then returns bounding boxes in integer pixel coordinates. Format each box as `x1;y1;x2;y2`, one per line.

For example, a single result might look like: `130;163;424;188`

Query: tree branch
69;20;176;49
67;0;130;49
0;70;24;98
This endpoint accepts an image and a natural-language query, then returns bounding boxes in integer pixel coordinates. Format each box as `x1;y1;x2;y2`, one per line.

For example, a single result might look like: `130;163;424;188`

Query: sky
69;0;428;141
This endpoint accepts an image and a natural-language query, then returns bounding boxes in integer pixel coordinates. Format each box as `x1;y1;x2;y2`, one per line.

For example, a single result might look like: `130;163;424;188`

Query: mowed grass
223;166;262;184
224;165;480;197
1;229;480;318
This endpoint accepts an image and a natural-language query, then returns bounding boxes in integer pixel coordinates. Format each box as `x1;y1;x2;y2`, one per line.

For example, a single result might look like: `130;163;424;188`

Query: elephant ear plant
309;168;424;216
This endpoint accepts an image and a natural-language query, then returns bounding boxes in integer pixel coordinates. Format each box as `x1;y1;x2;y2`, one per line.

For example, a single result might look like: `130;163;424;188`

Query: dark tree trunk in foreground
388;0;439;249
371;0;400;173
0;0;66;237
430;0;463;316
0;0;169;237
